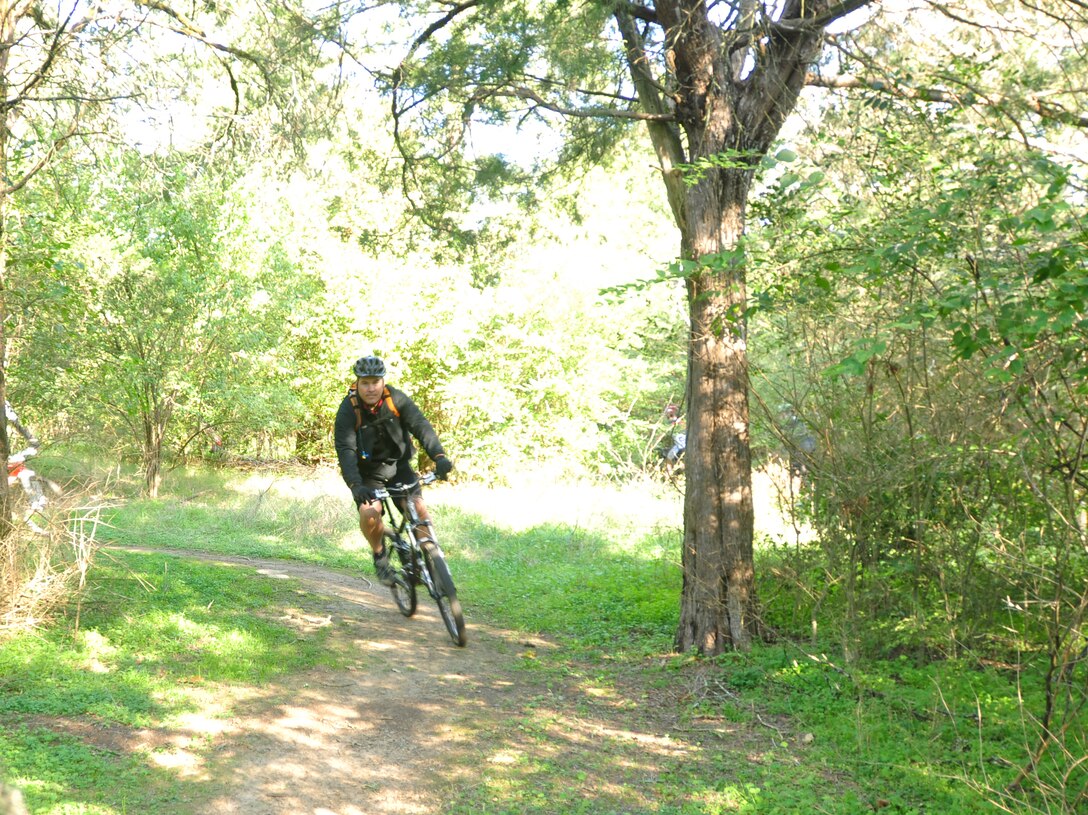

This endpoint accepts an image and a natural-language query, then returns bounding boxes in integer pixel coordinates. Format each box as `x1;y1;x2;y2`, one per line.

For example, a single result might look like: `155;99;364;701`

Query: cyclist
334;355;453;586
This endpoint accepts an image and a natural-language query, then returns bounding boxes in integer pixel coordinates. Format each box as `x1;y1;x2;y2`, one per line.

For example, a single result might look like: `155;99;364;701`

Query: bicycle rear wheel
386;532;416;617
422;541;466;646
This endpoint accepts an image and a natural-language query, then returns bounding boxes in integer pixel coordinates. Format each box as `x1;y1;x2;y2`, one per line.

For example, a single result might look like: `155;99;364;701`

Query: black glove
434;456;453;480
351;484;377;504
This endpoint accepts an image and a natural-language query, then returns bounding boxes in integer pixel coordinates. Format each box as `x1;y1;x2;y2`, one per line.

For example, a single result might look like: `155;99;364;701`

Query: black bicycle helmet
353;355;386;378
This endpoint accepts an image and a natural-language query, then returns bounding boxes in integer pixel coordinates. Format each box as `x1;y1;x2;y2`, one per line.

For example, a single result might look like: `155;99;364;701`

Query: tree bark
675;170;759;652
143;389;171;498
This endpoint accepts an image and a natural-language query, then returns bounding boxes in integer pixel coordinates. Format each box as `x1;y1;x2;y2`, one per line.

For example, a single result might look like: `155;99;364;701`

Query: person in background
662;403;686;474
333;355;453;586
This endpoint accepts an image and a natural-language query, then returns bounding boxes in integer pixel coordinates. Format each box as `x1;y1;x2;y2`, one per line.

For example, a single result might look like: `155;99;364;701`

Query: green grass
0;726;192;815
442;508;681;648
3;551;332;718
100;482;368;570
1;543;338;814
4;458;1081;814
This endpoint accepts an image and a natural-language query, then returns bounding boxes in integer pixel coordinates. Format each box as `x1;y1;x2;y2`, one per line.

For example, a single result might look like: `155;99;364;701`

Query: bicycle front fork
409;515;433;543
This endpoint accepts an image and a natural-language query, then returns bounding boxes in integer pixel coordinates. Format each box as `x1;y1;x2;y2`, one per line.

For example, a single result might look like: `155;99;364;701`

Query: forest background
0;1;1085;812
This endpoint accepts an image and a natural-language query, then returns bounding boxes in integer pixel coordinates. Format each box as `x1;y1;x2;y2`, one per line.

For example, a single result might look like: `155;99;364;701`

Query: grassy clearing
1;458;1079;814
1;533;339;813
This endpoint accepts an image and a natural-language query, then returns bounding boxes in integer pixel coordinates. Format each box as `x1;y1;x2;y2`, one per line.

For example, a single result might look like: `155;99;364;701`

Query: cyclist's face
357;376;384;407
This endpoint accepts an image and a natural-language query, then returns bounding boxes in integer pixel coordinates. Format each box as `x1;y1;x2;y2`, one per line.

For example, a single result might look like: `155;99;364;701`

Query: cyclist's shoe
373;546;395;587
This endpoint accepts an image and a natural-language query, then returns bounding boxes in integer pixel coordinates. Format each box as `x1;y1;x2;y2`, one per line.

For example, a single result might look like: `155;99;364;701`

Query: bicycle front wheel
422;542;466;647
386;531;417;617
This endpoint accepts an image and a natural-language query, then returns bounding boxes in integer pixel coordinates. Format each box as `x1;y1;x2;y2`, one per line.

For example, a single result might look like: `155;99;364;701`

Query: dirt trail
114;547;536;815
99;546;764;815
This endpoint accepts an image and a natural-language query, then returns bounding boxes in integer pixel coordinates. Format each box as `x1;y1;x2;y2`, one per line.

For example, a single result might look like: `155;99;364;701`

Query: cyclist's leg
357;475;396;586
410;493;435;541
358;499;385;553
356;473;389;554
394;463;435;542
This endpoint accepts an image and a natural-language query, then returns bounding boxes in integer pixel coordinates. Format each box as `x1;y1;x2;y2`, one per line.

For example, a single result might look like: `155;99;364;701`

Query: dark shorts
353;461;421;507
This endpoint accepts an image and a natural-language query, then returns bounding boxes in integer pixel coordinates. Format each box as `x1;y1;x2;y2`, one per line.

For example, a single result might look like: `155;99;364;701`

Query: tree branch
390;0;484;156
405;0;482;57
771;0;874;33
136;1;273;90
391;0;482;92
1;4;96;111
619;2;659;25
519;72;646;106
738;0;832;148
806;73;1088;129
493;86;674;122
1;120;82;196
613;7;687;229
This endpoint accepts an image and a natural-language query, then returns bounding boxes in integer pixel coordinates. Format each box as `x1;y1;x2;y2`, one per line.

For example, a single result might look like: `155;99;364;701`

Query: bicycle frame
372;473;466;646
376;476;439;597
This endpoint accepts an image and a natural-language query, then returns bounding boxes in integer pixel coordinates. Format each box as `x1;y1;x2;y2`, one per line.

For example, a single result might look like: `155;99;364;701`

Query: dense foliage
6;134;684;484
744;55;1087;806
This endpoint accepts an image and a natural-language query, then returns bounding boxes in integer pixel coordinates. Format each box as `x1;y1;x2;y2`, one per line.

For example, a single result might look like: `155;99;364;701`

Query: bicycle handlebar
372;471;438;501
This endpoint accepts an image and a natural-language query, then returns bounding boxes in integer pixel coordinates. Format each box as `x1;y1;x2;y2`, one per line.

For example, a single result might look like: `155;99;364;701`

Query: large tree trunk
675;170;759;652
619;1;828;653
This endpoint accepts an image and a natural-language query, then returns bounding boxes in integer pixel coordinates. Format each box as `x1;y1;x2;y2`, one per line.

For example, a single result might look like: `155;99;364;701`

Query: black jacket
334;385;445;488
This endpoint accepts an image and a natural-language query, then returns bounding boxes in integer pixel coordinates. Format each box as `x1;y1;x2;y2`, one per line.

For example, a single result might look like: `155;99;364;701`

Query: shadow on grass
0;723;201;814
0;549;336;814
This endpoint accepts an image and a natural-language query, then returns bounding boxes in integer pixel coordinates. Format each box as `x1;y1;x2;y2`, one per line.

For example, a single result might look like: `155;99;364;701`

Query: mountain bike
373;473;466;647
7;446;49;534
